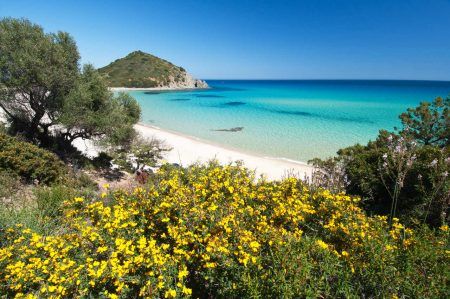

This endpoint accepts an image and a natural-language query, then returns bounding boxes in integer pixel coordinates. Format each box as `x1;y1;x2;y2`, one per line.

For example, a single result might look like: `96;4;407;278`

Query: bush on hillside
310;97;449;227
0;133;65;184
338;133;448;225
0;162;448;298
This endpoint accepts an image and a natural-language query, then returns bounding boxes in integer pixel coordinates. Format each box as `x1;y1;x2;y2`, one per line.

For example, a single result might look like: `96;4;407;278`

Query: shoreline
135;122;313;180
110;86;210;92
2;109;313;181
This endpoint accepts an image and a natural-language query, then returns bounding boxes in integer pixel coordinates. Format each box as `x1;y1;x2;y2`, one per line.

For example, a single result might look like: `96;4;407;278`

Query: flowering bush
0;162;448;298
310;97;449;227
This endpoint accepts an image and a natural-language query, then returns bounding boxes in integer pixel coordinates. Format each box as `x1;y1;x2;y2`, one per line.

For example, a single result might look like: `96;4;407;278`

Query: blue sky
1;0;450;80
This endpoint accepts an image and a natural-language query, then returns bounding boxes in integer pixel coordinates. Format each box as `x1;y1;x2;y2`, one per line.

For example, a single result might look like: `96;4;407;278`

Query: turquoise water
128;80;450;162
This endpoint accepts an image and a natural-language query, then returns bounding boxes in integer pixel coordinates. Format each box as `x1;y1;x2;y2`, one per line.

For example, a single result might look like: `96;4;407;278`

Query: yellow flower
182;286;192;295
178;268;189;279
316;239;329;250
97;246;108;253
74;197;84;203
249;240;260;252
164;289;176;298
205;262;217;268
385;244;395;251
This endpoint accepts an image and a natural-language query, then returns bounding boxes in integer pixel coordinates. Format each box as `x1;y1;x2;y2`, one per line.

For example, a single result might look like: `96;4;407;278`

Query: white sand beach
110;87;187;92
135;123;313;180
1;112;313;181
110;86;209;92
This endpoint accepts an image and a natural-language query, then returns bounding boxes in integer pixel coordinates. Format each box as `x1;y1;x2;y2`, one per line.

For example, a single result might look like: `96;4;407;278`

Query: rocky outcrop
163;72;209;89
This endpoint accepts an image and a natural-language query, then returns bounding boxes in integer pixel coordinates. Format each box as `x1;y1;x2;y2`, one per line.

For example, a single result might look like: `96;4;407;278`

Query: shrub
0;162;447;298
112;135;170;173
310;97;449;227
0;133;66;184
325;133;449;226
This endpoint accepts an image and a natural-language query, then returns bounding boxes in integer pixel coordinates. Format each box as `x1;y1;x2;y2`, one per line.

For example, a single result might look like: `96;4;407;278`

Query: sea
127;80;450;162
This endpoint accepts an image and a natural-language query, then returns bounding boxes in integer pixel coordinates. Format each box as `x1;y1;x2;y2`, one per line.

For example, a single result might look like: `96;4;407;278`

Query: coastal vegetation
0;18;140;153
310;97;449;228
1;163;448;298
0;18;449;298
98;51;208;89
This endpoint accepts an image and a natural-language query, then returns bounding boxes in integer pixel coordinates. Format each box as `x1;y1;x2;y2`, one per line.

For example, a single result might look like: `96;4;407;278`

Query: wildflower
182;286;192;295
178;268;189;279
430;159;438;167
249;241;260;252
164;289;176;298
97;246;108;253
205;262;217;268
316;239;329;250
385;244;395;251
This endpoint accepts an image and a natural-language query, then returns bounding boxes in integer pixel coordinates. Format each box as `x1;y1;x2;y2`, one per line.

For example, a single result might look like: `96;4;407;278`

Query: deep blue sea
128;80;450;162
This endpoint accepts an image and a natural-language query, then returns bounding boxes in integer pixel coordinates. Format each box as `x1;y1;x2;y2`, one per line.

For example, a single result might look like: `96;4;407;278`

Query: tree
112;136;171;173
59;64;140;145
0;18;79;141
0;18;140;148
400;96;449;147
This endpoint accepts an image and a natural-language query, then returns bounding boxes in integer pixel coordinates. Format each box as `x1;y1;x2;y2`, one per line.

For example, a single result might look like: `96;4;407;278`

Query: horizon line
202;78;450;82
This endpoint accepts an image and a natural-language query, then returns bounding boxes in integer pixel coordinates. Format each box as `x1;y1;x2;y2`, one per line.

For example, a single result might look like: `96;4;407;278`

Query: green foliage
0;18;141;149
112;135;171;172
0;170;97;236
60;64;141;144
400;96;449;147
98;50;187;88
310;97;450;227
0;184;95;237
208;236;355;298
0;17;79;141
0;133;65;184
0;162;448;298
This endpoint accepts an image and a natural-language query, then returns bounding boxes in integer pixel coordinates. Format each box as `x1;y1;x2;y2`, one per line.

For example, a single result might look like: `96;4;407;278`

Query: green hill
98;51;207;88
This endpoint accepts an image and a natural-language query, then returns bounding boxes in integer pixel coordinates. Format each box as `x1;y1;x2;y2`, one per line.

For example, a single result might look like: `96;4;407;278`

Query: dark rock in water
271;109;312;116
212;127;244;132
195;94;225;98
224;101;245;106
144;91;161;95
170;98;191;101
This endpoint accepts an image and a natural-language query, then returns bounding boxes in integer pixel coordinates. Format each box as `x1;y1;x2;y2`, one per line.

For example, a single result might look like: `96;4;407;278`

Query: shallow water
128;80;450;162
